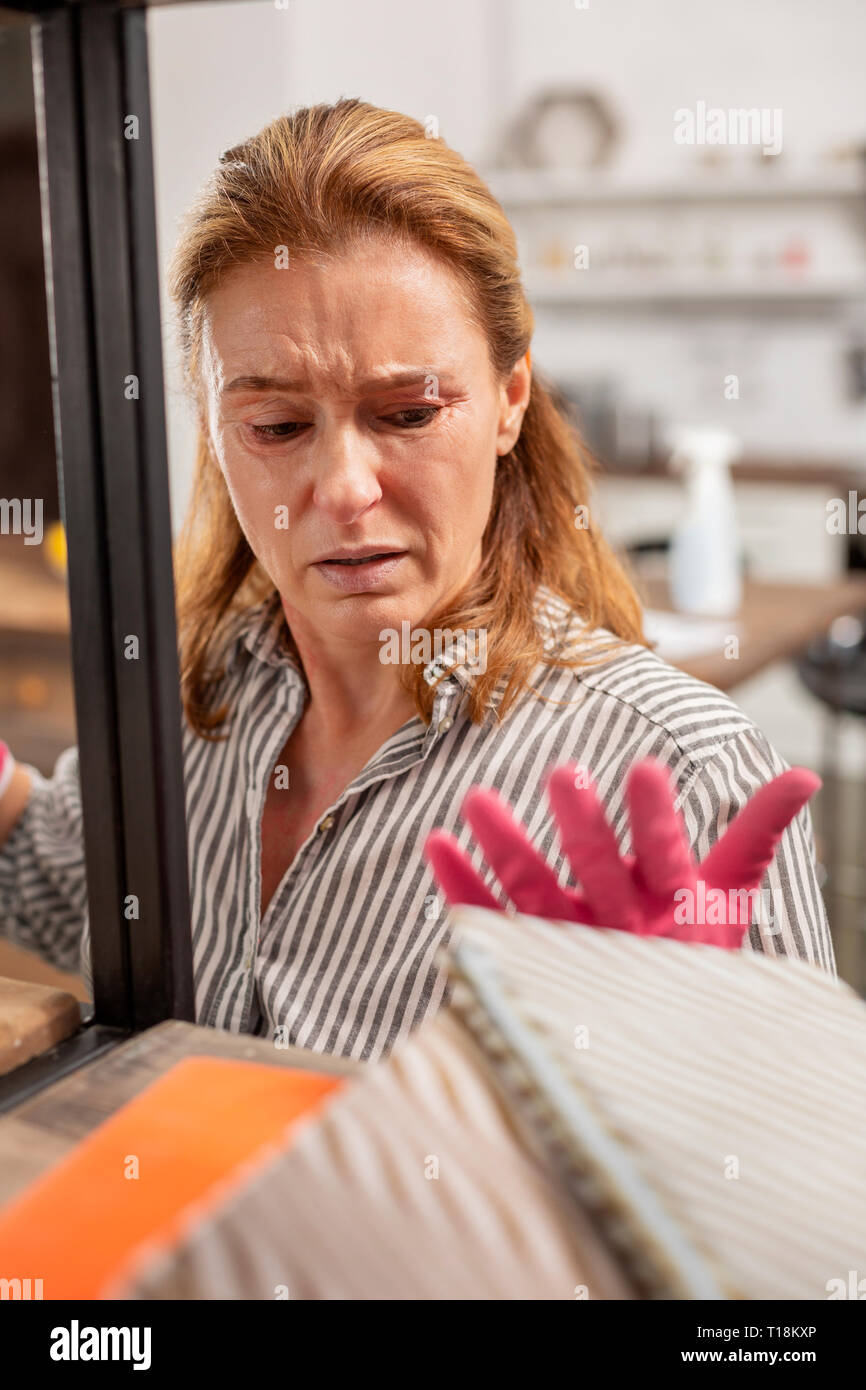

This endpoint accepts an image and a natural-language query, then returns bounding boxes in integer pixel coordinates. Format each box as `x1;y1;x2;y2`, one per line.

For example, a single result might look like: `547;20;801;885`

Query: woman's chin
310;589;440;648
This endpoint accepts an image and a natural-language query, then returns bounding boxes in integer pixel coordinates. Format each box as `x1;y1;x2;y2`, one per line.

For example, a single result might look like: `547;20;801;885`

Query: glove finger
701;767;821;892
625;759;696;899
560;888;603;926
423;829;501;910
462;788;579;920
545;764;641;930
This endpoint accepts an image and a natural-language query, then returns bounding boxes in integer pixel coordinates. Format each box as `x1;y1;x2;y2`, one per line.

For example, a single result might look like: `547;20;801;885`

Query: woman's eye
384;407;440;428
247;407;440;441
249;422;306;441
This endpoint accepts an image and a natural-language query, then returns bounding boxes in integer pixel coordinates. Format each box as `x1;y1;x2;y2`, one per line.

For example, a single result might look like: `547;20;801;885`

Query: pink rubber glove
423;759;821;948
0;741;15;802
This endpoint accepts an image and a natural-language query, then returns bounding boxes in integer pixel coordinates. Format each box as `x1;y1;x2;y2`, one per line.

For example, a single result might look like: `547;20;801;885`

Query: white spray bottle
668;427;743;617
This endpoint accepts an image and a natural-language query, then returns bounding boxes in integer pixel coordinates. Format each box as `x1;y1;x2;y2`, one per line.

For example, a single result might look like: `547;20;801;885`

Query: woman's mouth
313;551;408;592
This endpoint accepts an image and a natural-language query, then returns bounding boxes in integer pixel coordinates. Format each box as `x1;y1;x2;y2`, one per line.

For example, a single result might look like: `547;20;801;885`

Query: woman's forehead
200;247;486;393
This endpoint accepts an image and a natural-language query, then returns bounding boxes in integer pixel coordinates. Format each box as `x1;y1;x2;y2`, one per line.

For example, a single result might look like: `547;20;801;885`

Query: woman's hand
423;758;821;948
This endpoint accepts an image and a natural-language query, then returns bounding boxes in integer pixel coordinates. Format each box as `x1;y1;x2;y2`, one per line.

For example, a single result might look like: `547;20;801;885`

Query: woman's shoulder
524;593;769;781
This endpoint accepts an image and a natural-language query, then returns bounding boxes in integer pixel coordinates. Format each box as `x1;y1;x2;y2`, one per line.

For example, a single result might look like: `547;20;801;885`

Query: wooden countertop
600;457;866;488
638;573;866;690
0;1019;359;1209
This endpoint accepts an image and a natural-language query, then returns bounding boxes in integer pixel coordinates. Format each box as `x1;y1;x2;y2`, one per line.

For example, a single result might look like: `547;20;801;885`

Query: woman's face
199;236;530;652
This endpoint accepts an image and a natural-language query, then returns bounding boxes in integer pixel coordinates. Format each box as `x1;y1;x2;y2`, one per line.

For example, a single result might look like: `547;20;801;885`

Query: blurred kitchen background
2;0;866;992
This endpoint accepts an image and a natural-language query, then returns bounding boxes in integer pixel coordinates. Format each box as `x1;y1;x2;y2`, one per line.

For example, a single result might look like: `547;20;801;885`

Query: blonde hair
170;98;646;738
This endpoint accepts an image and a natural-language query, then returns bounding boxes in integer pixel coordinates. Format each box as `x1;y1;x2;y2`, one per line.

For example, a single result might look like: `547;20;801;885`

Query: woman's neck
280;604;418;744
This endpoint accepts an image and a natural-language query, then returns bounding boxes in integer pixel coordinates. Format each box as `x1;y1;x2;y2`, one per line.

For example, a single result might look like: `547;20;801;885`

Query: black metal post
26;1;194;1032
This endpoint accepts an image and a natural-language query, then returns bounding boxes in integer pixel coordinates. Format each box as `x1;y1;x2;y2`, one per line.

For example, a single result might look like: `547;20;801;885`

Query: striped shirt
0;585;836;1062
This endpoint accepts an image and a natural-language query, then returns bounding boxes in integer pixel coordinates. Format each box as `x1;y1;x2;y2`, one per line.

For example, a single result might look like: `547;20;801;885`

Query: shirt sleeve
674;728;836;977
0;745;89;975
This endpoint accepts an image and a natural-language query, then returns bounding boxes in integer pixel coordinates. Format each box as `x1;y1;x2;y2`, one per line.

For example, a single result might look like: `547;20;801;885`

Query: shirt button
437;715;453;733
318;814;335;832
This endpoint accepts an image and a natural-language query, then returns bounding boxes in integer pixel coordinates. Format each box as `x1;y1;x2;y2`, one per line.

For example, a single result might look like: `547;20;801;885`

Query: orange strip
0;1056;343;1299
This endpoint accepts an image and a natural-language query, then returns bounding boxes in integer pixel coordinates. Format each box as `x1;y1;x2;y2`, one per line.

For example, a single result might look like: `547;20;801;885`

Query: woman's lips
313;551;408;592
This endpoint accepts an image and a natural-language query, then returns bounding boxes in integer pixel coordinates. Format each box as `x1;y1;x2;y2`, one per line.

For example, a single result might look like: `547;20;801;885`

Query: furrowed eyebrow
223;375;306;395
222;368;454;396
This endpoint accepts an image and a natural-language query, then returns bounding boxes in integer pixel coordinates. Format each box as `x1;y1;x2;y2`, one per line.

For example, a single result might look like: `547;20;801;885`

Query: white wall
502;0;866;177
148;0;866;528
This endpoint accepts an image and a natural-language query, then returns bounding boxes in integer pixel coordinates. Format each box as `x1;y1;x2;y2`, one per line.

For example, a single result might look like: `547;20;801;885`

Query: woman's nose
311;426;383;522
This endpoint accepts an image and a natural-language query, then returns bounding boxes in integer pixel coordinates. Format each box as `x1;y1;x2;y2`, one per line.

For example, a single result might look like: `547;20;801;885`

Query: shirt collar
231;584;578;689
236;591;299;672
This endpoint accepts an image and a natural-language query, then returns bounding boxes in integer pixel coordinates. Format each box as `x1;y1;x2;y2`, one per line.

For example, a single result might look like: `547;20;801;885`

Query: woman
0;99;834;1063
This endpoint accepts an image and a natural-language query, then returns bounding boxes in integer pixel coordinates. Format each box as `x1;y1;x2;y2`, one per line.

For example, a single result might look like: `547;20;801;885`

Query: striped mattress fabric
118;1005;633;1300
441;907;866;1301
118;907;865;1301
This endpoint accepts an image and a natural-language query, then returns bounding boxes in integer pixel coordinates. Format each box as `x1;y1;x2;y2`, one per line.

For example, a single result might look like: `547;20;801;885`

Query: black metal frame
0;0;195;1107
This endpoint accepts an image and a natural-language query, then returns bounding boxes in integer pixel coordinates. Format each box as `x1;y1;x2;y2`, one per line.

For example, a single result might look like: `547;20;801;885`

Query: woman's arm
0;745;89;975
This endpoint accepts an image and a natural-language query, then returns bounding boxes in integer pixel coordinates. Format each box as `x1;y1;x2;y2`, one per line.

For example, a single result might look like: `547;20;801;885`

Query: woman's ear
495;349;532;457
